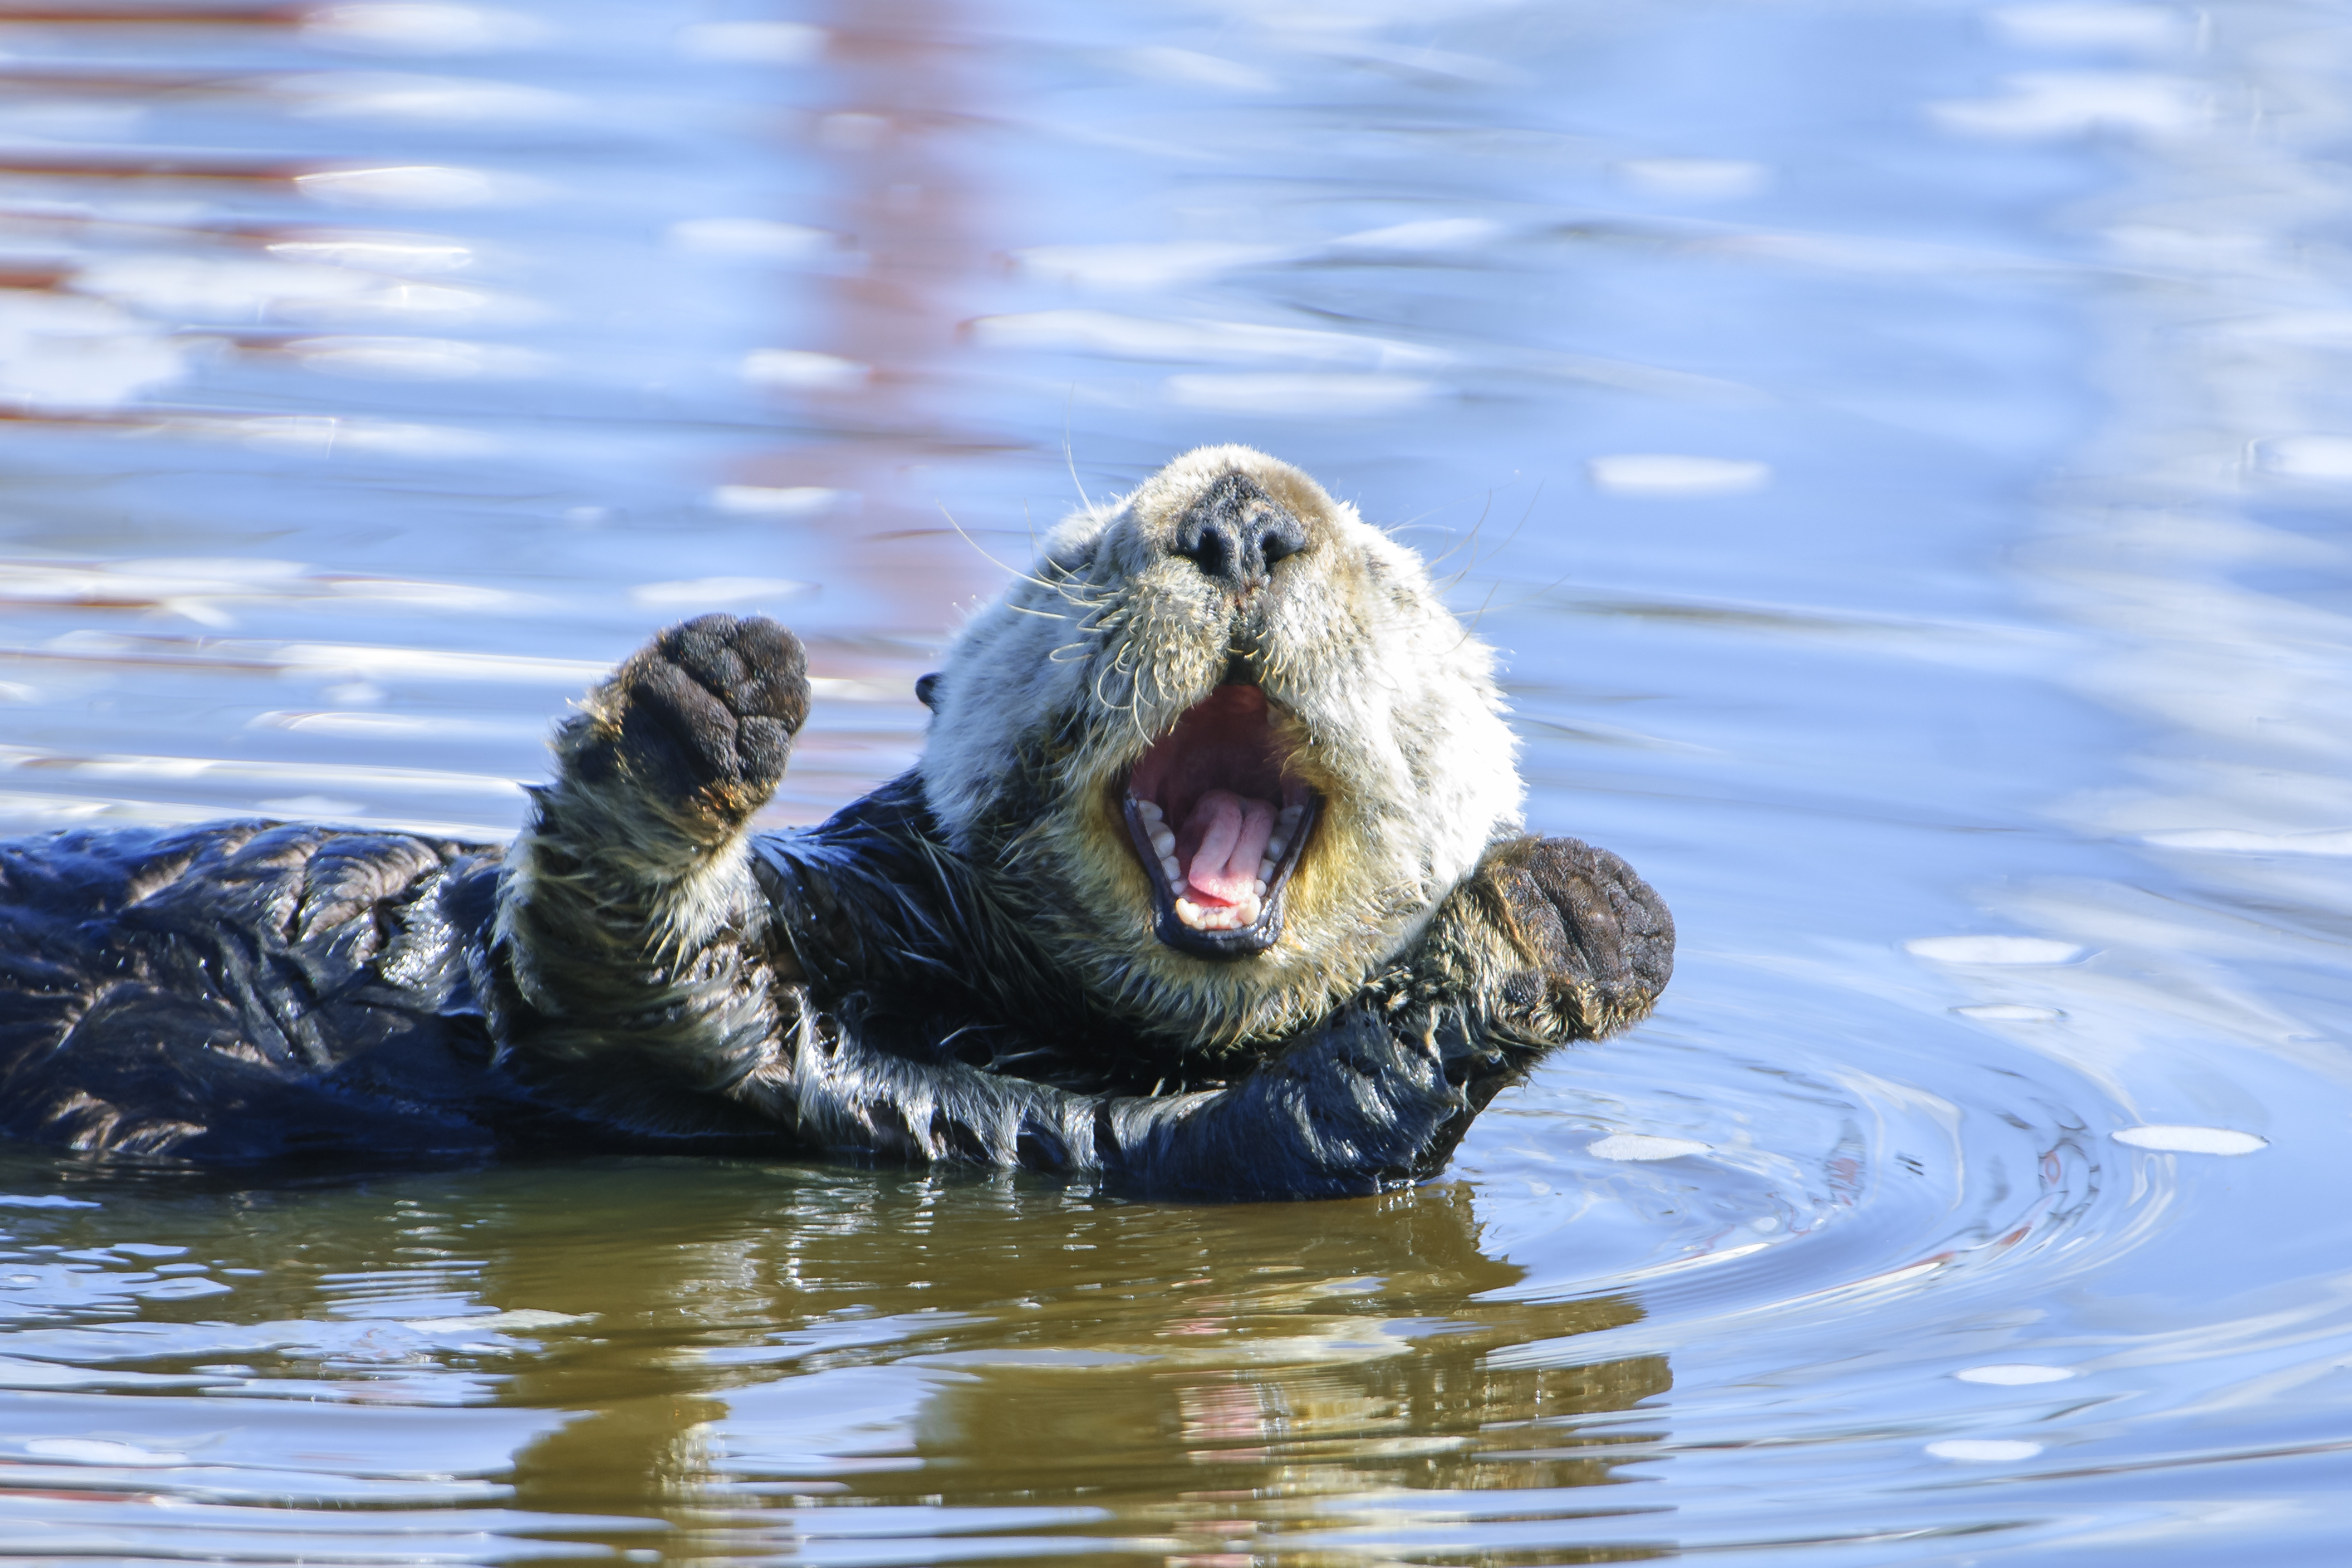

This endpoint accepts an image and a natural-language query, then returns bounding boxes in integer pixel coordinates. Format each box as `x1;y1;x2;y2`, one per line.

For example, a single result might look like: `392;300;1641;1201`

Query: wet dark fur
0;616;1672;1198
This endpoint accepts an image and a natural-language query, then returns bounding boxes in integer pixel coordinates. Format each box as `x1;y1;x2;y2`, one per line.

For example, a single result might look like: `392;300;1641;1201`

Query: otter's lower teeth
1160;853;1183;884
1149;827;1176;858
1173;891;1264;932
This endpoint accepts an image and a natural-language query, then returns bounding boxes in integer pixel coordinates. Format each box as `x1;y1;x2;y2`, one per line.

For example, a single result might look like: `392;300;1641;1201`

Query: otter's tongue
1177;789;1276;907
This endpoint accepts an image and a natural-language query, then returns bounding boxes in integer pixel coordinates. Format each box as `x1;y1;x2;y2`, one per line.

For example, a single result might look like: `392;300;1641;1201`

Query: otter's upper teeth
1149;827;1176;858
1135;798;1163;823
1255;856;1276;882
1160;854;1183;884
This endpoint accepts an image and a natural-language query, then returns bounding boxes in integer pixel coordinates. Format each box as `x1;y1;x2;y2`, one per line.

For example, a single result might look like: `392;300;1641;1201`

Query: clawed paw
1480;836;1674;1042
570;614;810;830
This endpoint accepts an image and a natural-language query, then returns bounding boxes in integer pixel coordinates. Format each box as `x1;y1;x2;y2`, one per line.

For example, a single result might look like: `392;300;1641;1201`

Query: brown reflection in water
0;1153;1667;1559
734;0;1018;624
474;1172;1669;1556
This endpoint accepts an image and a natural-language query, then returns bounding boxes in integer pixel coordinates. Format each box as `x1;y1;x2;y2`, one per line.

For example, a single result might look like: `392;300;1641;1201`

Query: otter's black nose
1171;473;1308;589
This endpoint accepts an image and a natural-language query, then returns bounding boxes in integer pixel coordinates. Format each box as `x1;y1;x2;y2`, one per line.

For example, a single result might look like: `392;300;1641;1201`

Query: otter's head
918;446;1522;1049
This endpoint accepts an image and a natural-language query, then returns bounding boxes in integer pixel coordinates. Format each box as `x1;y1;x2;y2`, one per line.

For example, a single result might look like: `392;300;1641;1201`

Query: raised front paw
565;614;810;831
1480;836;1674;1042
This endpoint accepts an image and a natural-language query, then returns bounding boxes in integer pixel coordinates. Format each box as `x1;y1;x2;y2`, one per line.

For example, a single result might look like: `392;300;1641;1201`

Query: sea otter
0;448;1672;1197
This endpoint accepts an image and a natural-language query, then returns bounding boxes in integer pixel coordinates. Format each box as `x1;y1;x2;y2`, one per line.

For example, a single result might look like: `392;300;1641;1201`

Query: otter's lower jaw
1122;788;1320;961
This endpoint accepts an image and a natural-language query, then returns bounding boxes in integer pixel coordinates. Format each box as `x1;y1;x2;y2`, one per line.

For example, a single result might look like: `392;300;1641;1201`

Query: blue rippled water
1;0;2349;1562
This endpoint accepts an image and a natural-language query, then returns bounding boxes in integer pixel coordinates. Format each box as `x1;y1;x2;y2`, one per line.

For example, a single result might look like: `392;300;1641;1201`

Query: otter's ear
914;673;943;711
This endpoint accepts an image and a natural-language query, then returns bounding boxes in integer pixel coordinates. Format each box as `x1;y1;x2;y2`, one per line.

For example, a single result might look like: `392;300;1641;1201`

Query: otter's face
918;445;1522;1049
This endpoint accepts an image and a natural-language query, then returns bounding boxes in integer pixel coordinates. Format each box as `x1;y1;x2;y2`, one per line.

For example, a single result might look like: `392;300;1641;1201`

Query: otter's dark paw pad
581;614;810;825
1485;836;1674;1041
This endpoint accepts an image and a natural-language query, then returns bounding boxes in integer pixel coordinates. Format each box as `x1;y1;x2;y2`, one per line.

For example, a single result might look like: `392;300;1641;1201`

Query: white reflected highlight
1926;1439;2043;1462
2143;828;2352;855
253;711;543;740
1332;218;1504;253
1165;372;1436;415
677;22;825;63
669;219;841;262
710;485;848;517
0;560;509;612
972;310;1447;372
76;253;512;329
296;166;506;208
1588;455;1770;496
2113;1125;2268;1155
1122;46;1277;93
1014;242;1293;291
2210;310;2352;345
303;4;551;55
257;794;367;818
279;72;575;124
2260;436;2352;482
1907;936;2087;965
0;294;182;410
74;255;475;322
286;337;545;380
262;643;602;684
25;1439;187;1466
0;743;524;799
1931;72;2206;139
397;1308;588;1333
742;349;870;391
1618;159;1772;200
1016;223;1503;291
212;415;500;458
631;578;813;609
1990;4;2192;53
1956;1363;2076;1385
1954;1003;2067;1022
265;237;474;272
19;632;593;687
1587;1134;1711;1162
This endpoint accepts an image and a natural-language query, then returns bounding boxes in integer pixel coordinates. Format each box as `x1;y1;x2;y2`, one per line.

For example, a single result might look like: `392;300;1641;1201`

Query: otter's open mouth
1119;683;1320;961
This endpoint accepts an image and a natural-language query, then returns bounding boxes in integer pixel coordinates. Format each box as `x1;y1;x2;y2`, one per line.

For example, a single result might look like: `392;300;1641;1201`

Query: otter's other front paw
572;614;810;831
1483;836;1674;1042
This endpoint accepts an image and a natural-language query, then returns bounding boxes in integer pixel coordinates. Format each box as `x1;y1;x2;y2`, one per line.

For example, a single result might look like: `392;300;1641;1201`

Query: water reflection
0;1155;1666;1560
715;0;1014;619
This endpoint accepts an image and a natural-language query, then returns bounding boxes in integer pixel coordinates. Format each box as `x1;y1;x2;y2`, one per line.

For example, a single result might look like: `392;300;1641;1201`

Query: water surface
3;1;2350;1562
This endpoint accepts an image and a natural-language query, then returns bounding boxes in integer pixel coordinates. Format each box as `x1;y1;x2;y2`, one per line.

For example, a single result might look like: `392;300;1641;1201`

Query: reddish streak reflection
734;0;1014;624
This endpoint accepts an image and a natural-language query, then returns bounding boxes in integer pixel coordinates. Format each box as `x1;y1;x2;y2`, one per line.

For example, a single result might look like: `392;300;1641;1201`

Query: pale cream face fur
919;446;1524;1049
